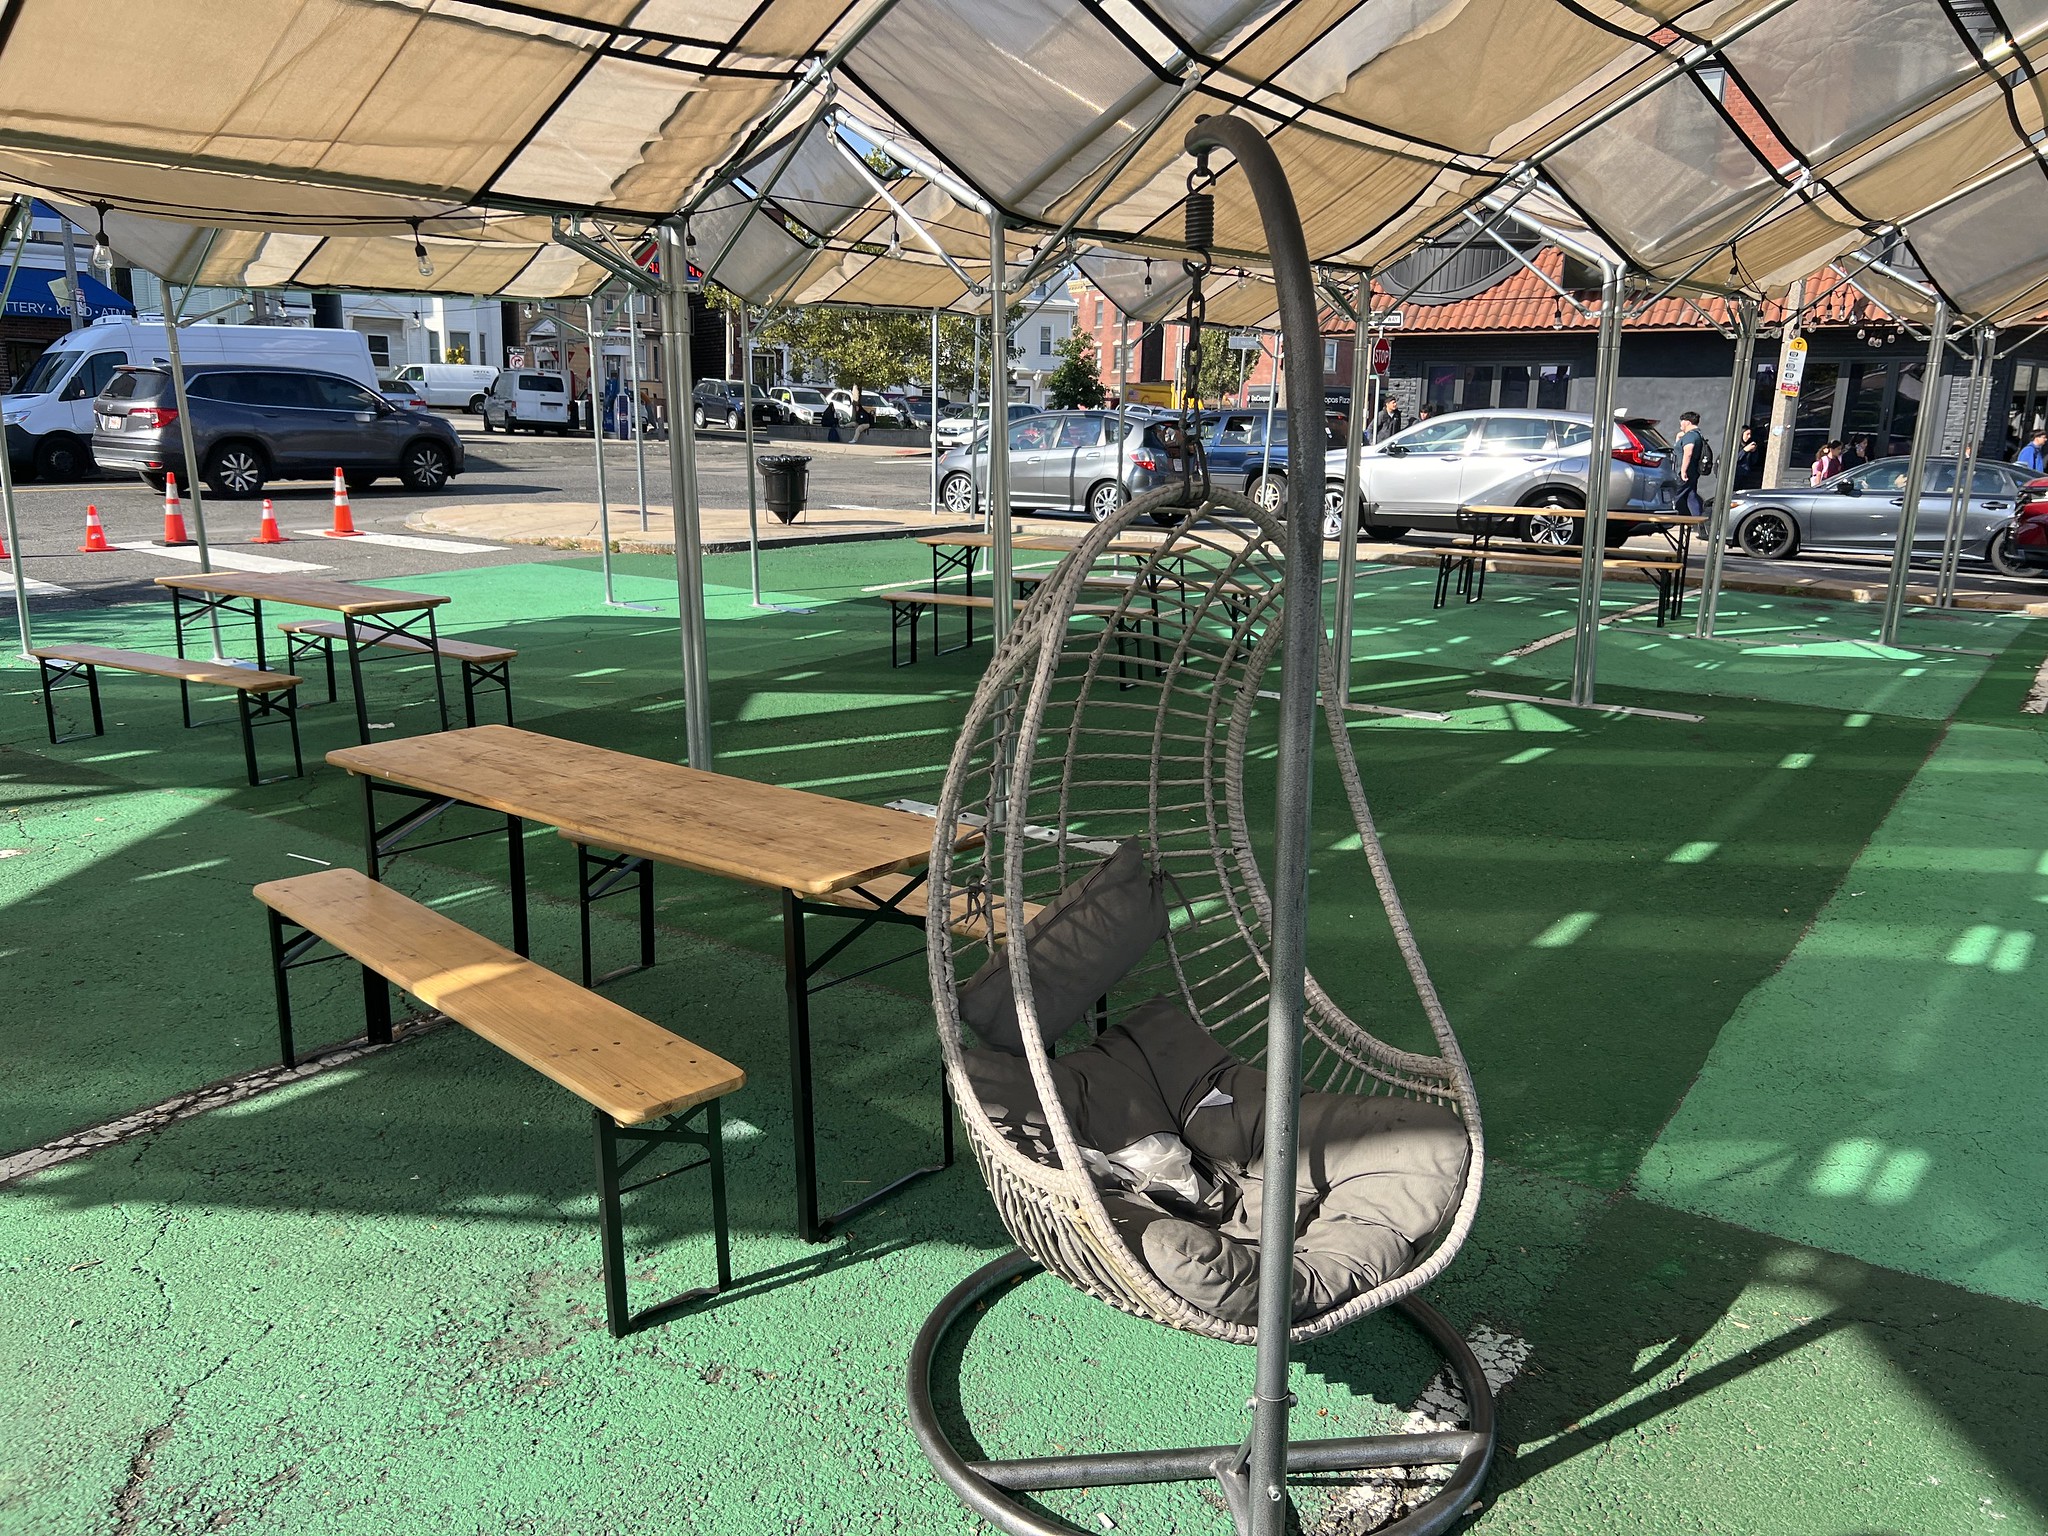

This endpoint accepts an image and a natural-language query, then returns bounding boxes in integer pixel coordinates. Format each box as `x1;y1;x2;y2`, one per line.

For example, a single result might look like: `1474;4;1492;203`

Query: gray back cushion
958;839;1168;1054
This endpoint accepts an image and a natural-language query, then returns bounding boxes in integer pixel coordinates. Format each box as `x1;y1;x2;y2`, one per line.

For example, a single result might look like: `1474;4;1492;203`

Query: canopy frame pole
1181;113;1328;1536
160;270;212;580
702;88;841;284
929;308;942;515
742;302;764;606
629;287;649;531
1334;272;1371;697
1115;306;1130;510
0;199;34;659
1880;299;1952;648
1695;295;1759;639
987;212;1013;645
1460;211;1593;316
586;294;617;608
829;132;983;295
1936;325;1993;608
657;223;713;767
1255;333;1281;510
1570;262;1626;708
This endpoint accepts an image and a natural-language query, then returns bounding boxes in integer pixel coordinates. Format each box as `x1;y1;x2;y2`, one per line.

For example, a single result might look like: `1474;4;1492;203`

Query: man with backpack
1673;409;1713;520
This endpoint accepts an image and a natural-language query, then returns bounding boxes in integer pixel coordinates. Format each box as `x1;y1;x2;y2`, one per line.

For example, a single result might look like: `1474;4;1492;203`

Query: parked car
479;370;571;434
92;363;464;496
1322;408;1679;543
825;388;905;427
692;378;766;430
378;379;429;411
1725;456;2035;572
4;316;377;482
1999;477;2048;574
774;385;830;425
1200;408;1331;514
936;410;1184;523
936;401;1035;448
387;362;498;411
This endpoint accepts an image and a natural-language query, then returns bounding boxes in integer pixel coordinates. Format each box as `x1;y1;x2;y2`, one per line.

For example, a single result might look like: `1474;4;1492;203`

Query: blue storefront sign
1;264;134;321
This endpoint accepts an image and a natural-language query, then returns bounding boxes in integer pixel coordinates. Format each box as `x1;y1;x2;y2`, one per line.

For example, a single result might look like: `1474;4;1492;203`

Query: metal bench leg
86;664;103;737
706;1099;733;1292
236;692;262;787
461;661;478;728
362;966;393;1046
268;910;298;1068
285;689;304;778
595;1110;631;1338
507;814;530;957
424;608;450;731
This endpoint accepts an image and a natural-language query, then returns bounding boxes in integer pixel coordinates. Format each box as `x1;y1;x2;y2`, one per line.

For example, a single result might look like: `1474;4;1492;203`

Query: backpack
1697;437;1715;476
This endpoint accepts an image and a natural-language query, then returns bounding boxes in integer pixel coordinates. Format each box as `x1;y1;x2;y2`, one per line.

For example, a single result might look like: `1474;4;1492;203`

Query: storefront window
1426;361;1569;411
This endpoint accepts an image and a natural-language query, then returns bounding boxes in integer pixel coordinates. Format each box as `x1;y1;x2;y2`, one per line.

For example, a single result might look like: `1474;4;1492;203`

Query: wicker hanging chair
909;481;1494;1535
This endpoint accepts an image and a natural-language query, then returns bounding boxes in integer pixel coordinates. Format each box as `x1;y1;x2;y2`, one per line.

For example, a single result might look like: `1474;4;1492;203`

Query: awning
0;262;133;320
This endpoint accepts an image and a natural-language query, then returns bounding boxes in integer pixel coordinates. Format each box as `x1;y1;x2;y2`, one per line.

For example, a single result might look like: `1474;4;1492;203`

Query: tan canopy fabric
8;0;2048;321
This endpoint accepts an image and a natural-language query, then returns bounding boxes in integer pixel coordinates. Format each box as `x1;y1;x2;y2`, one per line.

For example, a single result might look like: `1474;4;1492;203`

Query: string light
89;202;115;278
410;219;434;279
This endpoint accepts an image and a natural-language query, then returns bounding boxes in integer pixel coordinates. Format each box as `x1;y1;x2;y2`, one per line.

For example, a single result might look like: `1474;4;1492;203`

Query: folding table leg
236;692;261;786
268;910;298;1068
594;1109;631;1338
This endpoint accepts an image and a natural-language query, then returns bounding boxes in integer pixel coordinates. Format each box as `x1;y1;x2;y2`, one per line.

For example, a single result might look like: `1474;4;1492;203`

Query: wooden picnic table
327;723;971;1243
154;571;452;742
1437;504;1706;622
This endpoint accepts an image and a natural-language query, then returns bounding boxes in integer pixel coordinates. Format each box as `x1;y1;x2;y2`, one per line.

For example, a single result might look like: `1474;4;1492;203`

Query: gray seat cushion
965;997;1470;1325
958;839;1168;1055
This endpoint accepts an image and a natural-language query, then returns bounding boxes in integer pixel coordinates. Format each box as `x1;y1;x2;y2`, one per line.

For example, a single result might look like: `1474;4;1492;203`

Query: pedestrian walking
1373;397;1405;443
1810;439;1843;485
1672;409;1711;519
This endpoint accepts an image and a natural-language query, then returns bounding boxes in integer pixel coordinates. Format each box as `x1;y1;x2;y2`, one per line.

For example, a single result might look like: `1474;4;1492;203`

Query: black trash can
757;454;812;524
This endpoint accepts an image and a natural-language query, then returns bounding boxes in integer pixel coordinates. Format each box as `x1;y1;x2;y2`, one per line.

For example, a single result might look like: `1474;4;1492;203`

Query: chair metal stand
908;1250;1496;1536
594;1100;731;1338
35;654;102;744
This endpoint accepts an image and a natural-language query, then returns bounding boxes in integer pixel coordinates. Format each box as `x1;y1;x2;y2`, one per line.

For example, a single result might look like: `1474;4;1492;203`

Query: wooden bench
1433;542;1687;625
255;867;745;1337
875;589;1122;667
33;643;304;785
279;620;516;727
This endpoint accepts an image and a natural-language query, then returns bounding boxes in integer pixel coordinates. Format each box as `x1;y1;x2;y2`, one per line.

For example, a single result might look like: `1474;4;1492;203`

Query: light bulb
410;220;434;278
888;217;901;258
90;203;115;277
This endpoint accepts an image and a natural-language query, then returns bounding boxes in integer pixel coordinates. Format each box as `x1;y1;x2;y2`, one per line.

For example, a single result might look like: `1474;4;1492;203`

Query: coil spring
1184;190;1214;253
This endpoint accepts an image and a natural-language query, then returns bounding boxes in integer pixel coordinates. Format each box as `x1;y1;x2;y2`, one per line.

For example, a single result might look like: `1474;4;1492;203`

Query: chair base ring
907;1249;1496;1536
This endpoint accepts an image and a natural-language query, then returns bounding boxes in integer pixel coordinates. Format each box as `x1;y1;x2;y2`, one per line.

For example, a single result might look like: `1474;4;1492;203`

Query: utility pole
1762;278;1803;489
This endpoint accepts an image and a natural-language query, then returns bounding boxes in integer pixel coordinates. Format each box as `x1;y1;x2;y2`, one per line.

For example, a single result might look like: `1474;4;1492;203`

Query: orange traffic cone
79;505;113;553
159;473;195;547
0;523;9;557
252;498;286;544
328;468;359;537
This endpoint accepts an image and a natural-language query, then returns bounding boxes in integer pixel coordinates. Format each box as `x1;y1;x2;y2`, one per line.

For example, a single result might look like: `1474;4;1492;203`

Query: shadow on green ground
2;541;2045;1533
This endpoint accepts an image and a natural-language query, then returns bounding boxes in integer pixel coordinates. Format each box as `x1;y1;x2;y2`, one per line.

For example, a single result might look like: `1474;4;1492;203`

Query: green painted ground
2;544;2044;1534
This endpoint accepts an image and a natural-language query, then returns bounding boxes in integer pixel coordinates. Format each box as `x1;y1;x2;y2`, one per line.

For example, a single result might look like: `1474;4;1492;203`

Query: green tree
1045;330;1106;409
1186;326;1254;409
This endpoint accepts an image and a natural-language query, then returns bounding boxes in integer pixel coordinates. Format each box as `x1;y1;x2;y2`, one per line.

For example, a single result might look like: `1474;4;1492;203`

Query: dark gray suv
92;364;465;497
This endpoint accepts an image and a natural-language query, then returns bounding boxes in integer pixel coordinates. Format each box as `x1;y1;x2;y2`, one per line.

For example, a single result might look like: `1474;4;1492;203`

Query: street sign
1227;332;1262;351
507;348;528;367
1778;337;1808;396
1371;336;1392;374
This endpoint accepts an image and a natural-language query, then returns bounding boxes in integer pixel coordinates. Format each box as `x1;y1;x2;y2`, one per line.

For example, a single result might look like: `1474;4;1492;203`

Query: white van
2;316;376;481
479;370;572;434
388;362;498;411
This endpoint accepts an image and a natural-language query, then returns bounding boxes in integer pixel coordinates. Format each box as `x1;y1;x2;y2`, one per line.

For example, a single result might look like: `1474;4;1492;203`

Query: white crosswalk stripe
294;529;500;553
0;575;72;600
112;541;330;573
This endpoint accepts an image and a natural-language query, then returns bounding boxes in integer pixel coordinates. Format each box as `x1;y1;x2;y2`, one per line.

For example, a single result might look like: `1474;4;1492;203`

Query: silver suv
1324;408;1679;545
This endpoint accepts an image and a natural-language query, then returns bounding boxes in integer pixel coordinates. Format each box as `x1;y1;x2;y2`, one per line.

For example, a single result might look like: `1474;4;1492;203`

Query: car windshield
788;388;825;405
13;347;79;396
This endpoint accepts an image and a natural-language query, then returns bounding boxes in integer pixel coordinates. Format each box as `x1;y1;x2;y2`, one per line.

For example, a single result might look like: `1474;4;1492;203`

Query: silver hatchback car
1323;408;1679;545
938;410;1183;522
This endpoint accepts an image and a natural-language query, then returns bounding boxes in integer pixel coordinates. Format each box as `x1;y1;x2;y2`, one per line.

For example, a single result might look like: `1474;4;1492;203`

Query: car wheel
1250;471;1286;516
506;413;521;434
468;394;488;413
1987;528;2039;579
345;471;378;492
1362;518;1410;541
480;412;495;433
941;472;978;516
33;434;88;482
693;405;707;431
1735;507;1799;559
204;443;267;498
1520;495;1582;546
728;410;743;430
139;469;168;493
1087;480;1125;523
399;441;452;491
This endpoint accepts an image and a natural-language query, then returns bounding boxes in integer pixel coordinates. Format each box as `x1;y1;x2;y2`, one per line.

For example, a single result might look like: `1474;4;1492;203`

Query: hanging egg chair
906;119;1492;1536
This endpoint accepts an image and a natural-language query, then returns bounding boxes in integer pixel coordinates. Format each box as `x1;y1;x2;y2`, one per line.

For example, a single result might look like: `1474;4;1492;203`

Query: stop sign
1371;337;1392;374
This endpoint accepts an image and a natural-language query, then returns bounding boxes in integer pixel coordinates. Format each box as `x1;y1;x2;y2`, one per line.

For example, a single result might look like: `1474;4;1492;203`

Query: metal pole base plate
907;1250;1496;1536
